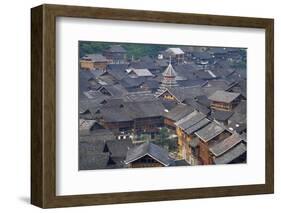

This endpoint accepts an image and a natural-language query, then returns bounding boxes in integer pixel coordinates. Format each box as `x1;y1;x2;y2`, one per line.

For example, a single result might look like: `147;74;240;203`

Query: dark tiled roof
80;129;116;142
209;132;242;157
173;64;201;80
213;143;246;164
82;90;109;102
211;69;235;79
100;98;126;107
208;90;240;103
128;68;154;77
227;121;246;134
195;122;225;142
106;68;128;81
79;119;97;135
177;79;207;87
175;111;207;131
184;118;211;135
141;80;160;90
107;64;129;70
101;100;165;122
164;104;194;122
106;140;135;158
228;112;246;126
79;152;110;170
195;95;211;107
166;87;205;102
204;79;231;90
241;132;247;143
233;100;246;114
125;91;157;102
79;141;106;154
130;61;159;70
120;76;145;89
79;139;136;170
211;110;234;121
126;101;165;118
124;142;174;166
184;98;211;115
79;71;97;92
160;100;179;111
99;84;128;97
101;106;133;122
174;159;190;166
195;70;217;80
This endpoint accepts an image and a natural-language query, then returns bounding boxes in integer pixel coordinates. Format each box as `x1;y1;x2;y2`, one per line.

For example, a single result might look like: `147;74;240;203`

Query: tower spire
155;60;178;96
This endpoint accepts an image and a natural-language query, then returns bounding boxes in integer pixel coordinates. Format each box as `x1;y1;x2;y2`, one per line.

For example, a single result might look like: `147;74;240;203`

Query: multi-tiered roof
155;61;178;96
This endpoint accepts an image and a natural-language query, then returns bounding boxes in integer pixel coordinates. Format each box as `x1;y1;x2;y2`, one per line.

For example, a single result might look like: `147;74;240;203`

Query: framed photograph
31;4;274;208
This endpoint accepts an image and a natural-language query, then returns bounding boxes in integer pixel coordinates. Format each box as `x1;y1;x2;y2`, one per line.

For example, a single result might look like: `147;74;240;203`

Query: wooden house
208;90;241;111
209;132;247;164
80;54;109;71
195;122;231;165
163;104;194;130
99;101;165;135
174;111;210;164
103;45;127;64
164;48;185;64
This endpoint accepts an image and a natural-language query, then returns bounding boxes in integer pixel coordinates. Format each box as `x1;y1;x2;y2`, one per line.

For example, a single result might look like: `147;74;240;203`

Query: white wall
0;0;279;212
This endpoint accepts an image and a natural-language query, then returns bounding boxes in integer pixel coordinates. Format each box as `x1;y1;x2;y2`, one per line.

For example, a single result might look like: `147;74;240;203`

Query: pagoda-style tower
155;59;178;96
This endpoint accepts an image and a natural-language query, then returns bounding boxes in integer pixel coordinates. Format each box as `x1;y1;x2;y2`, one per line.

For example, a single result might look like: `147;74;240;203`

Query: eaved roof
211;110;234;121
213;143;246;164
107;45;126;53
208;90;240;103
195;122;225;143
157;86;204;103
99;84;128;97
166;47;184;55
184;118;210;135
209;132;242;157
124;142;174;166
79;119;96;131
174;159;190;166
100;100;165;123
175;111;209;134
106;68;127;80
125;91;157;102
128;68;154;77
82;54;108;62
120;76;145;89
162;62;178;78
164;104;194;122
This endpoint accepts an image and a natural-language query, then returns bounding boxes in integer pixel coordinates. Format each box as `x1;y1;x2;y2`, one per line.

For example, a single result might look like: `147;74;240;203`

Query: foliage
79;41;110;58
79;41;168;59
155;127;178;151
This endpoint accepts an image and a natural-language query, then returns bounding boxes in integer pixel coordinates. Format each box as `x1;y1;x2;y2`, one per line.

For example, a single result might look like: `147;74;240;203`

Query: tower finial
169;56;172;64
